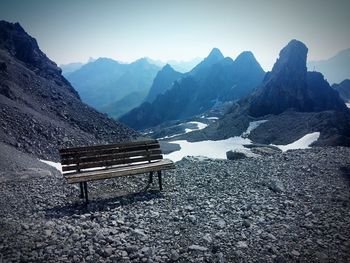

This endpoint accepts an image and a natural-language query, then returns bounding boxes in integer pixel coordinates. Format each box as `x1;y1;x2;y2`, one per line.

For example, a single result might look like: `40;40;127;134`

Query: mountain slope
66;57;160;111
308;48;350;84
332;79;350;103
100;90;148;119
65;58;128;109
120;48;265;130
0;21;139;161
145;64;183;102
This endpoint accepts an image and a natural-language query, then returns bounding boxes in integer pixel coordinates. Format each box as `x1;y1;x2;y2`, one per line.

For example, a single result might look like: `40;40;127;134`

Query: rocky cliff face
248;40;348;117
0;21;139;161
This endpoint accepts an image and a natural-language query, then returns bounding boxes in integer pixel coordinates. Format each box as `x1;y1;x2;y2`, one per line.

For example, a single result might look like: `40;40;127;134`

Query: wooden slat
65;159;175;183
59;139;158;153
60;143;160;159
62;154;163;172
61;149;162;165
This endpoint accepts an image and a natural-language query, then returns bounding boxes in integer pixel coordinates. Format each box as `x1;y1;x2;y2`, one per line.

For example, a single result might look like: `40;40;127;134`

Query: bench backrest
59;140;163;174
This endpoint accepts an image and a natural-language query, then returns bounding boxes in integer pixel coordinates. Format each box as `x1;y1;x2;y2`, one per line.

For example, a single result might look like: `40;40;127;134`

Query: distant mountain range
189;40;350;146
332;79;350;103
308;48;350;84
60;62;84;77
0;21;138;160
120;48;265;130
61;57;200;118
66;57;160;115
59;58;95;77
145;57;202;73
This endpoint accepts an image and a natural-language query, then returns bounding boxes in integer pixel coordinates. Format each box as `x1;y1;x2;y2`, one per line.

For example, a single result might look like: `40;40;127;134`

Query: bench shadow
340;166;350;187
44;187;164;219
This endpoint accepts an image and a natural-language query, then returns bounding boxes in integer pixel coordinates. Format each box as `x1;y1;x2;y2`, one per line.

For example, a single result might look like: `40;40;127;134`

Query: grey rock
236;241;248;248
21;223;30;230
188;245;208;252
170;249;180;261
242;219;251;228
268;178;285;193
216;219;226;229
226;150;247;160
202;233;212;243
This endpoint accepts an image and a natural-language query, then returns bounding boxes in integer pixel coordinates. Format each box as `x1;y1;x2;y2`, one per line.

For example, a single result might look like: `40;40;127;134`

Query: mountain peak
234;51;258;64
207;48;224;61
247;39;348;117
0;20;61;75
271;39;308;77
162;63;174;71
134;57;148;63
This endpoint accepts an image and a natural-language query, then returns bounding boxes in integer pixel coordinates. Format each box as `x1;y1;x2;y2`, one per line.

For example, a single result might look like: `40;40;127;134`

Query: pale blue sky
0;0;349;70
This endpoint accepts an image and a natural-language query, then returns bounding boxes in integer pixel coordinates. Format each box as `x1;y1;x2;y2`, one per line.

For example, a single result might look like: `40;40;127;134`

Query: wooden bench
59;139;175;203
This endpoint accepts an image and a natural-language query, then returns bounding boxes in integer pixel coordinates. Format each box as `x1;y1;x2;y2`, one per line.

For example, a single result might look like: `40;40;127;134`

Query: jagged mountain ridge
120;48;265;130
0;21;139;160
188;39;350;146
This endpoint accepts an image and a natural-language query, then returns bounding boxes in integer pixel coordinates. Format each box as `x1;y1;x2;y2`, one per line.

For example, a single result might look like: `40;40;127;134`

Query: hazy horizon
1;0;349;71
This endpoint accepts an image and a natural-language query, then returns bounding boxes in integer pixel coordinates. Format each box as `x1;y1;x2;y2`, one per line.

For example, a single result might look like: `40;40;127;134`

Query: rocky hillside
120;48;265;130
1;147;349;262
0;21;139;161
186;40;350;146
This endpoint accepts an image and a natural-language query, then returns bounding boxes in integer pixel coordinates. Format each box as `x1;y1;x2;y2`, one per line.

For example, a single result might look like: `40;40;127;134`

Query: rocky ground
1;147;350;262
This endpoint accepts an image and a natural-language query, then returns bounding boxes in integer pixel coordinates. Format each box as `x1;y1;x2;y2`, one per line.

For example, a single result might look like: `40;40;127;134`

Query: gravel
1;146;350;262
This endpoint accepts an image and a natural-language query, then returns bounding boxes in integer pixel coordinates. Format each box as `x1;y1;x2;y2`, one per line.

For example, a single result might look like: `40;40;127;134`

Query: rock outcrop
248;40;347;117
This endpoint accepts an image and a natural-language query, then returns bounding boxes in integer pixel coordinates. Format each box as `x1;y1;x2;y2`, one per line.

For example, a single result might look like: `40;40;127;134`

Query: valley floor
1;147;350;262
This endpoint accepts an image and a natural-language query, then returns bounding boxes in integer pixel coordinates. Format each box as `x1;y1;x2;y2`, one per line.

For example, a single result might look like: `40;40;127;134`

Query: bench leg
84;182;89;203
149;172;153;184
157;171;162;191
79;182;84;198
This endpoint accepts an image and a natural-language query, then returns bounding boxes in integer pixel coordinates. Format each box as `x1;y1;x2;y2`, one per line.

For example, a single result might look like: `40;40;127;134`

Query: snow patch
241;120;267;137
164;137;252;162
165;120;269;162
272;132;320;152
184;121;208;133
207;117;219;120
40;160;62;173
158;121;208;139
346;102;350;108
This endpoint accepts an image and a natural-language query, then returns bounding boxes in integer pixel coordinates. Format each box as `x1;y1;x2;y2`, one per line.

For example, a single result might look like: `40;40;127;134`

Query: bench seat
65;159;175;183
